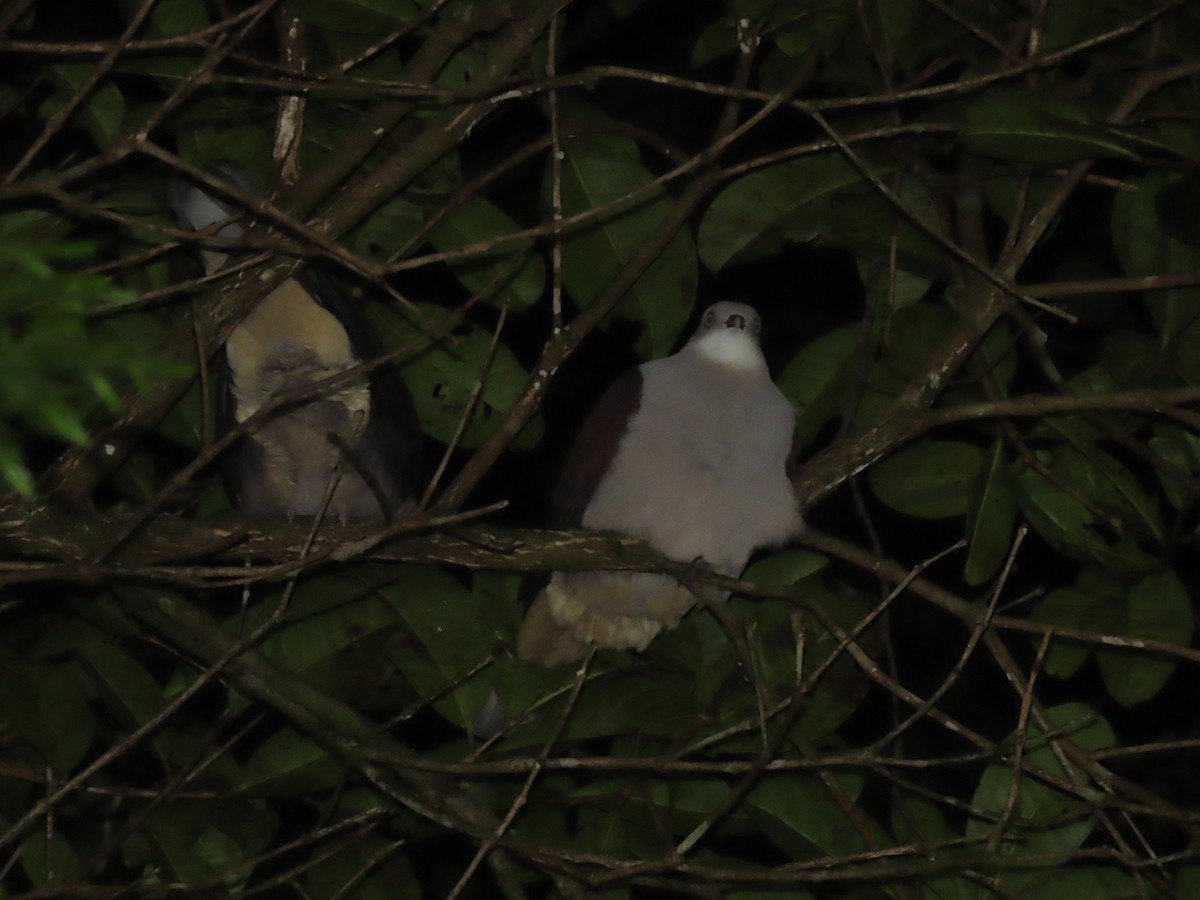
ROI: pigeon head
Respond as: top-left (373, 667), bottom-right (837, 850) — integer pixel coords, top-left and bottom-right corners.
top-left (686, 301), bottom-right (766, 371)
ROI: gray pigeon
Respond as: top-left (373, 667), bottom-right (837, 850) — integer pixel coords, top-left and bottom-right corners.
top-left (517, 301), bottom-right (803, 666)
top-left (167, 163), bottom-right (421, 518)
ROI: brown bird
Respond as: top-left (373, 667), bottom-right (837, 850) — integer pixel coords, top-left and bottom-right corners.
top-left (167, 164), bottom-right (421, 518)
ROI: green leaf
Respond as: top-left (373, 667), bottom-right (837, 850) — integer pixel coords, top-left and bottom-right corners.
top-left (984, 173), bottom-right (1064, 242)
top-left (858, 259), bottom-right (932, 313)
top-left (255, 575), bottom-right (399, 699)
top-left (194, 827), bottom-right (252, 894)
top-left (157, 379), bottom-right (205, 450)
top-left (43, 64), bottom-right (125, 147)
top-left (1040, 0), bottom-right (1091, 51)
top-left (1179, 866), bottom-right (1200, 898)
top-left (367, 301), bottom-right (543, 449)
top-left (347, 194), bottom-right (425, 263)
top-left (77, 639), bottom-right (169, 759)
top-left (297, 0), bottom-right (422, 29)
top-left (968, 317), bottom-right (1020, 396)
top-left (868, 440), bottom-right (984, 518)
top-left (260, 579), bottom-right (391, 667)
top-left (115, 0), bottom-right (212, 81)
top-left (1111, 171), bottom-right (1200, 383)
top-left (963, 441), bottom-right (1017, 585)
top-left (16, 819), bottom-right (84, 886)
top-left (608, 0), bottom-right (649, 18)
top-left (649, 605), bottom-right (740, 709)
top-left (436, 45), bottom-right (485, 92)
top-left (743, 548), bottom-right (828, 585)
top-left (1097, 328), bottom-right (1166, 390)
top-left (1020, 865), bottom-right (1136, 899)
top-left (562, 670), bottom-right (700, 741)
top-left (868, 303), bottom-right (957, 396)
top-left (1013, 455), bottom-right (1159, 575)
top-left (1098, 569), bottom-right (1193, 707)
top-left (776, 323), bottom-right (858, 449)
top-left (172, 109), bottom-right (276, 184)
top-left (0, 238), bottom-right (177, 497)
top-left (634, 778), bottom-right (757, 835)
top-left (768, 0), bottom-right (855, 59)
top-left (236, 727), bottom-right (342, 795)
top-left (554, 135), bottom-right (697, 358)
top-left (699, 152), bottom-right (866, 272)
top-left (157, 801), bottom-right (278, 881)
top-left (0, 662), bottom-right (95, 771)
top-left (963, 90), bottom-right (1141, 164)
top-left (379, 568), bottom-right (512, 730)
top-left (575, 805), bottom-right (638, 864)
top-left (0, 421), bottom-right (35, 497)
top-left (1030, 588), bottom-right (1102, 678)
top-left (1148, 423), bottom-right (1200, 509)
top-left (864, 0), bottom-right (923, 70)
top-left (720, 584), bottom-right (872, 743)
top-left (305, 837), bottom-right (422, 900)
top-left (118, 0), bottom-right (210, 37)
top-left (692, 19), bottom-right (738, 68)
top-left (1015, 462), bottom-right (1093, 535)
top-left (426, 197), bottom-right (545, 310)
top-left (746, 772), bottom-right (868, 858)
top-left (891, 797), bottom-right (979, 899)
top-left (1155, 170), bottom-right (1200, 249)
top-left (1041, 426), bottom-right (1162, 541)
top-left (968, 704), bottom-right (1112, 878)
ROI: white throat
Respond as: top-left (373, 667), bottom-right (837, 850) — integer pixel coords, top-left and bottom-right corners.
top-left (688, 328), bottom-right (767, 372)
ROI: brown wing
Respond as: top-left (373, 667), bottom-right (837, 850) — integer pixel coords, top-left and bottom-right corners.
top-left (298, 271), bottom-right (423, 507)
top-left (550, 366), bottom-right (643, 527)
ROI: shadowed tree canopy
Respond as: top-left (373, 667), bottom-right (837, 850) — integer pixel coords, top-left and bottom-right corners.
top-left (0, 0), bottom-right (1199, 896)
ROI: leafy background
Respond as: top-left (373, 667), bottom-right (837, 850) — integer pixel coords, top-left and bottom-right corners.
top-left (0, 0), bottom-right (1199, 896)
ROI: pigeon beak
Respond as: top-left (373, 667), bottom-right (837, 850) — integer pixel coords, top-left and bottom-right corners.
top-left (724, 313), bottom-right (746, 330)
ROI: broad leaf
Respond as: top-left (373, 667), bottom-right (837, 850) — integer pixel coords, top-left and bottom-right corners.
top-left (554, 135), bottom-right (697, 358)
top-left (963, 90), bottom-right (1142, 164)
top-left (868, 440), bottom-right (984, 518)
top-left (700, 153), bottom-right (867, 272)
top-left (427, 196), bottom-right (545, 309)
top-left (368, 301), bottom-right (543, 449)
top-left (1097, 569), bottom-right (1193, 707)
top-left (963, 441), bottom-right (1017, 585)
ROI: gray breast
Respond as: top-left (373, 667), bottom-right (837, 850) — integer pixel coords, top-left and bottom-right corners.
top-left (583, 353), bottom-right (801, 574)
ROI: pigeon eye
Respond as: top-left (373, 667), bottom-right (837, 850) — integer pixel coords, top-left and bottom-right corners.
top-left (704, 311), bottom-right (715, 327)
top-left (751, 318), bottom-right (761, 335)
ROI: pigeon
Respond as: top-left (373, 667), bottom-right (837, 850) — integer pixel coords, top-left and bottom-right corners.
top-left (167, 163), bottom-right (421, 518)
top-left (517, 301), bottom-right (802, 665)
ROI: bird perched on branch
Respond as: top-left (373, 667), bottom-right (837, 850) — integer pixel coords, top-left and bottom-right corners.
top-left (167, 163), bottom-right (422, 518)
top-left (517, 301), bottom-right (803, 666)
